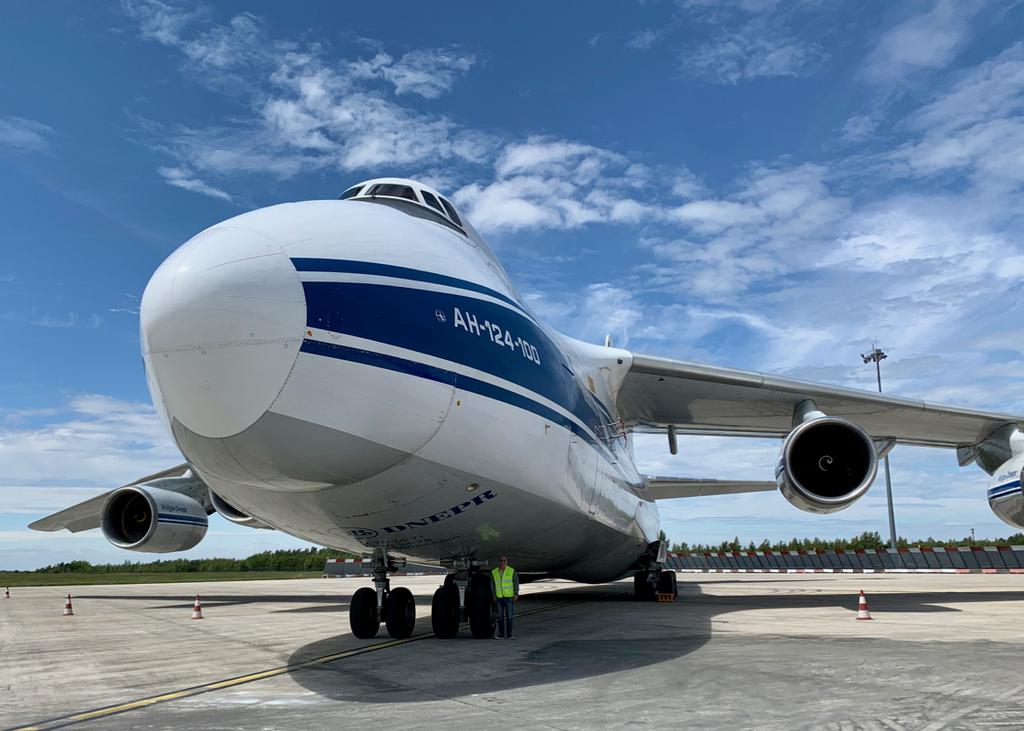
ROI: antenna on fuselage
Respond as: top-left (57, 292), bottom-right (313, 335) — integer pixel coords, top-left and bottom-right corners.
top-left (604, 334), bottom-right (613, 347)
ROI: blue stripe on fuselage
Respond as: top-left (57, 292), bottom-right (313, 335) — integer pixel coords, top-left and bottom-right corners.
top-left (298, 339), bottom-right (610, 456)
top-left (299, 279), bottom-right (614, 438)
top-left (291, 258), bottom-right (525, 312)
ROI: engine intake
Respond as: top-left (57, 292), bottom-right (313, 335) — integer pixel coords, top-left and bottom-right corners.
top-left (101, 485), bottom-right (208, 552)
top-left (776, 414), bottom-right (878, 514)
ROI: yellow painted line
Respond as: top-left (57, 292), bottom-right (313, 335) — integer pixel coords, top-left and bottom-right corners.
top-left (9, 599), bottom-right (581, 731)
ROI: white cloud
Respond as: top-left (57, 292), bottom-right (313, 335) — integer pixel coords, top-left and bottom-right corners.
top-left (124, 5), bottom-right (489, 197)
top-left (681, 32), bottom-right (822, 84)
top-left (677, 2), bottom-right (826, 84)
top-left (861, 0), bottom-right (982, 86)
top-left (0, 115), bottom-right (55, 154)
top-left (454, 137), bottom-right (673, 233)
top-left (840, 114), bottom-right (879, 143)
top-left (627, 29), bottom-right (662, 51)
top-left (30, 312), bottom-right (78, 328)
top-left (158, 166), bottom-right (233, 201)
top-left (348, 48), bottom-right (476, 99)
top-left (0, 394), bottom-right (179, 487)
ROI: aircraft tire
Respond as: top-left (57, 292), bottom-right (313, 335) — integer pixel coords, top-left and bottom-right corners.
top-left (350, 586), bottom-right (380, 639)
top-left (431, 584), bottom-right (460, 639)
top-left (385, 586), bottom-right (416, 639)
top-left (633, 571), bottom-right (658, 601)
top-left (658, 569), bottom-right (678, 598)
top-left (467, 573), bottom-right (496, 639)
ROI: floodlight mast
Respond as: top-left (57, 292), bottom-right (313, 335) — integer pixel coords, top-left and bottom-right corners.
top-left (862, 344), bottom-right (898, 548)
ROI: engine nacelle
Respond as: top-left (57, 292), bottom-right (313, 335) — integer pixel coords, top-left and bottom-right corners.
top-left (988, 454), bottom-right (1024, 529)
top-left (209, 491), bottom-right (271, 529)
top-left (776, 414), bottom-right (878, 514)
top-left (101, 485), bottom-right (208, 552)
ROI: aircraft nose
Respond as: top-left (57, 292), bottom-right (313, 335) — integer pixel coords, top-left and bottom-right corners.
top-left (141, 226), bottom-right (306, 439)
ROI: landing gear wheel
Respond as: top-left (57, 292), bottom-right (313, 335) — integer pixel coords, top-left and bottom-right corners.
top-left (385, 586), bottom-right (416, 639)
top-left (468, 573), bottom-right (496, 639)
top-left (633, 571), bottom-right (658, 601)
top-left (350, 586), bottom-right (380, 638)
top-left (431, 583), bottom-right (461, 638)
top-left (657, 570), bottom-right (678, 598)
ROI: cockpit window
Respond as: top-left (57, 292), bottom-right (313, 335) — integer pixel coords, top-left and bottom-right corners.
top-left (420, 190), bottom-right (445, 214)
top-left (439, 197), bottom-right (462, 226)
top-left (338, 185), bottom-right (362, 200)
top-left (369, 183), bottom-right (418, 201)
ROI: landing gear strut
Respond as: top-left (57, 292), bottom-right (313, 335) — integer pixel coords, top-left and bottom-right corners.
top-left (350, 547), bottom-right (415, 639)
top-left (633, 568), bottom-right (678, 601)
top-left (633, 540), bottom-right (678, 601)
top-left (633, 569), bottom-right (658, 601)
top-left (431, 557), bottom-right (494, 639)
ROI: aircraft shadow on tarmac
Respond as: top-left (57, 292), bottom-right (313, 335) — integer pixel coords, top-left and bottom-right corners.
top-left (282, 581), bottom-right (1024, 703)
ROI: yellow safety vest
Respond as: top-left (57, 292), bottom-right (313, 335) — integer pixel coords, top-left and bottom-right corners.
top-left (492, 566), bottom-right (516, 598)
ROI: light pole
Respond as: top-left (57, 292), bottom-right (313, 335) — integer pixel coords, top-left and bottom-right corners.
top-left (862, 344), bottom-right (898, 549)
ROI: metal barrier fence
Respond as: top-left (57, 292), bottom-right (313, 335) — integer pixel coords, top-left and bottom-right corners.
top-left (665, 546), bottom-right (1024, 573)
top-left (325, 547), bottom-right (1024, 577)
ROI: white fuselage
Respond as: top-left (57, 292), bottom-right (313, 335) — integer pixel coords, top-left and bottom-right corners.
top-left (140, 198), bottom-right (660, 582)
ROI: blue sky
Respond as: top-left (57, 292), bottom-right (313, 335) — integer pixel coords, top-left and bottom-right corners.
top-left (2, 1), bottom-right (1024, 570)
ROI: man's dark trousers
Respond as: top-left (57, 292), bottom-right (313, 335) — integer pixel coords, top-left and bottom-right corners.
top-left (496, 597), bottom-right (514, 637)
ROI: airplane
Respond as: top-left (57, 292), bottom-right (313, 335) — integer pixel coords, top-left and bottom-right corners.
top-left (31, 177), bottom-right (1024, 640)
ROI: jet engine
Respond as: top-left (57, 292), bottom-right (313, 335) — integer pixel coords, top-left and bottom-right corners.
top-left (776, 404), bottom-right (878, 514)
top-left (987, 454), bottom-right (1024, 529)
top-left (209, 491), bottom-right (272, 529)
top-left (101, 485), bottom-right (208, 552)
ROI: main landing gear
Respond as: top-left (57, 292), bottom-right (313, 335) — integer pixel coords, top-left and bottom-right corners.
top-left (349, 548), bottom-right (417, 640)
top-left (431, 557), bottom-right (496, 639)
top-left (634, 568), bottom-right (678, 601)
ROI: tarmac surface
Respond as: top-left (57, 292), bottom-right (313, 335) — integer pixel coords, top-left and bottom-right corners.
top-left (3, 573), bottom-right (1024, 730)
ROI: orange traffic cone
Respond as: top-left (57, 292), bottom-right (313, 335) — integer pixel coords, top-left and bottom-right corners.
top-left (3, 587), bottom-right (9, 599)
top-left (63, 593), bottom-right (74, 616)
top-left (191, 595), bottom-right (204, 620)
top-left (856, 590), bottom-right (872, 620)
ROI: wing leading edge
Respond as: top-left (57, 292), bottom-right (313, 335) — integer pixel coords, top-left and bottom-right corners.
top-left (618, 353), bottom-right (1024, 449)
top-left (643, 477), bottom-right (777, 500)
top-left (28, 464), bottom-right (190, 533)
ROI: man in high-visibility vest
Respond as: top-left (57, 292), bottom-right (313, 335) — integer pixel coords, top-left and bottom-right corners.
top-left (491, 555), bottom-right (519, 639)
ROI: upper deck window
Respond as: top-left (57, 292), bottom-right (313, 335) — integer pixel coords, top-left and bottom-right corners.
top-left (420, 190), bottom-right (445, 214)
top-left (338, 185), bottom-right (363, 200)
top-left (439, 197), bottom-right (462, 226)
top-left (369, 183), bottom-right (418, 201)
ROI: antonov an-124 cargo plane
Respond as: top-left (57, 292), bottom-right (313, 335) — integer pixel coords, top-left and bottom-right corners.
top-left (32, 178), bottom-right (1024, 640)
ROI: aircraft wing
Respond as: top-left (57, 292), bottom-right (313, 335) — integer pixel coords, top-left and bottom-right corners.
top-left (28, 464), bottom-right (190, 533)
top-left (619, 353), bottom-right (1024, 450)
top-left (643, 477), bottom-right (776, 500)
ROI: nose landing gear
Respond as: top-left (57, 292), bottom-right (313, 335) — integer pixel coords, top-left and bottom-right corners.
top-left (349, 547), bottom-right (417, 639)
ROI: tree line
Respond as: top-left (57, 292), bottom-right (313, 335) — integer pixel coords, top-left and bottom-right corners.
top-left (22, 547), bottom-right (355, 574)
top-left (665, 531), bottom-right (1024, 554)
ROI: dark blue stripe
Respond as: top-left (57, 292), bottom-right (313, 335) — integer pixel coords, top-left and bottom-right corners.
top-left (299, 339), bottom-right (611, 458)
top-left (291, 258), bottom-right (524, 311)
top-left (157, 513), bottom-right (208, 526)
top-left (988, 481), bottom-right (1021, 500)
top-left (299, 280), bottom-right (614, 435)
top-left (290, 258), bottom-right (616, 426)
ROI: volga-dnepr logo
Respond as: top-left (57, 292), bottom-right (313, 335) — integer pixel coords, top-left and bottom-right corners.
top-left (345, 489), bottom-right (497, 539)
